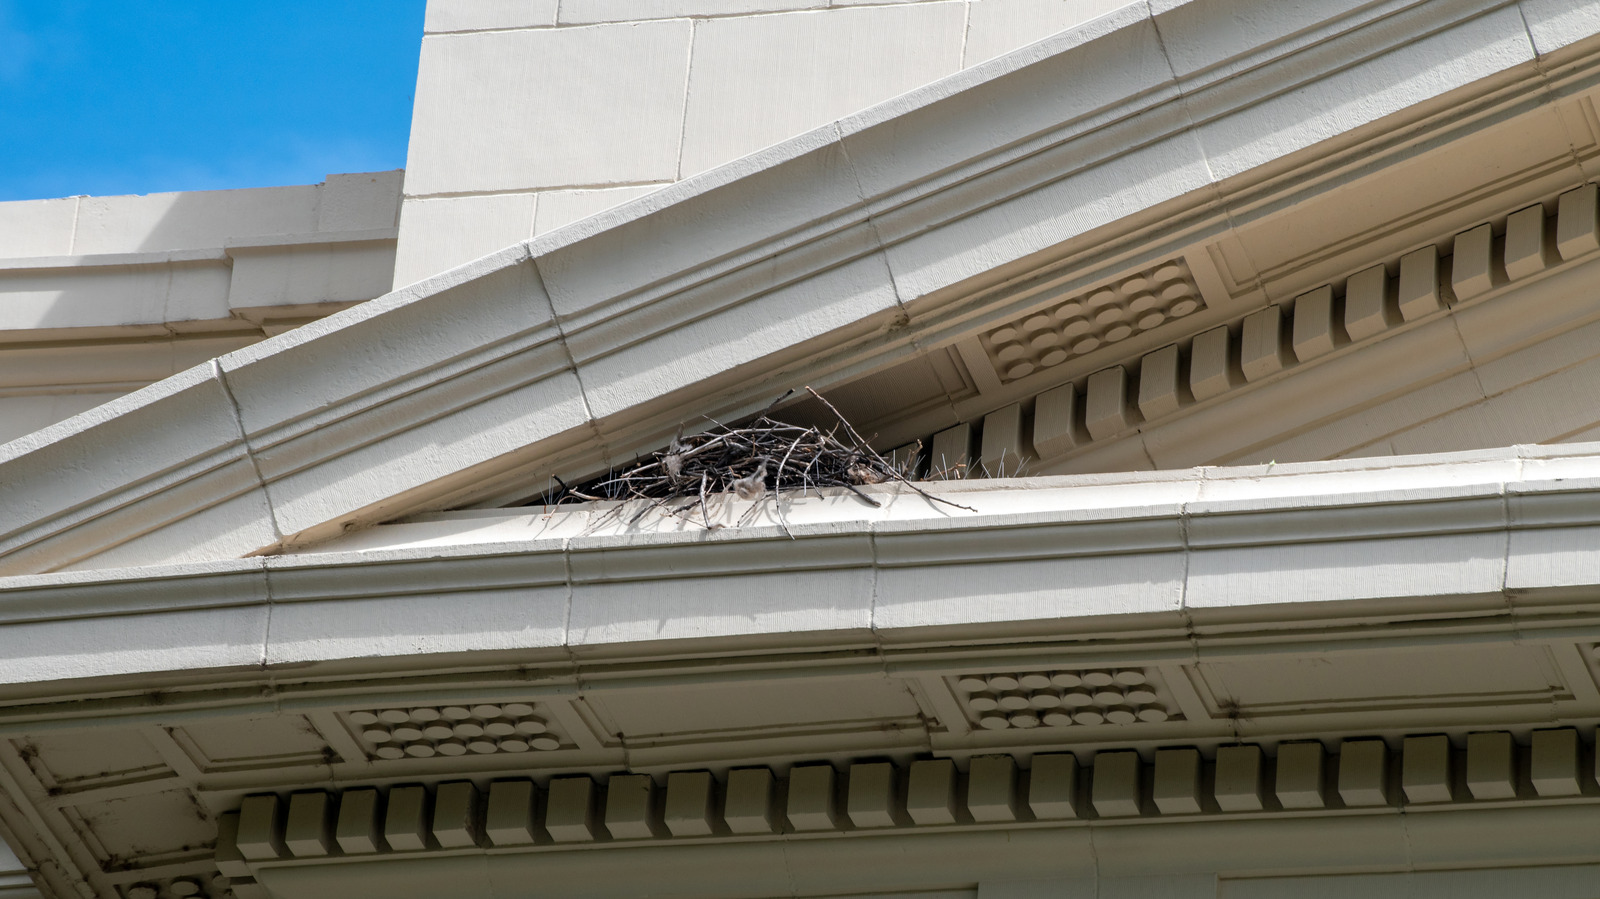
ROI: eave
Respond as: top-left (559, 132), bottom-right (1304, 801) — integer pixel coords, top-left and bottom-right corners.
top-left (4, 0), bottom-right (1600, 574)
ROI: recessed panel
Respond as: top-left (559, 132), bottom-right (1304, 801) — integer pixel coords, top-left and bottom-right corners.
top-left (586, 676), bottom-right (922, 739)
top-left (1197, 645), bottom-right (1567, 715)
top-left (17, 729), bottom-right (169, 789)
top-left (177, 714), bottom-right (328, 768)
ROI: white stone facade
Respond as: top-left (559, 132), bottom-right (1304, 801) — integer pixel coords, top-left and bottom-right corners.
top-left (5, 1), bottom-right (1600, 897)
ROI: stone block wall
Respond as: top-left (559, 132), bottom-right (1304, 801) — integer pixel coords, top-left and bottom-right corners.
top-left (393, 0), bottom-right (1135, 286)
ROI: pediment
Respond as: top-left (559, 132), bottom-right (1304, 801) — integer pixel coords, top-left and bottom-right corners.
top-left (4, 0), bottom-right (1600, 576)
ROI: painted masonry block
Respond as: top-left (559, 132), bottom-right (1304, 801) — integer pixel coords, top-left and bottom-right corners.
top-left (1213, 745), bottom-right (1264, 811)
top-left (929, 423), bottom-right (972, 479)
top-left (1504, 204), bottom-right (1552, 281)
top-left (1397, 246), bottom-right (1443, 321)
top-left (1530, 728), bottom-right (1582, 797)
top-left (237, 794), bottom-right (285, 859)
top-left (384, 786), bottom-right (430, 851)
top-left (1338, 739), bottom-right (1389, 807)
top-left (1188, 326), bottom-right (1236, 401)
top-left (432, 781), bottom-right (481, 848)
top-left (979, 404), bottom-right (1025, 478)
top-left (284, 792), bottom-right (335, 857)
top-left (1137, 344), bottom-right (1182, 421)
top-left (787, 765), bottom-right (841, 831)
top-left (724, 768), bottom-right (778, 834)
top-left (214, 813), bottom-right (252, 878)
top-left (1401, 735), bottom-right (1453, 804)
top-left (1290, 286), bottom-right (1337, 362)
top-left (335, 788), bottom-right (385, 854)
top-left (1084, 366), bottom-right (1131, 441)
top-left (1152, 748), bottom-right (1202, 815)
top-left (546, 777), bottom-right (599, 842)
top-left (1275, 742), bottom-right (1326, 809)
top-left (605, 773), bottom-right (659, 839)
top-left (1465, 732), bottom-right (1517, 800)
top-left (967, 756), bottom-right (1020, 822)
top-left (1092, 751), bottom-right (1141, 818)
top-left (906, 759), bottom-right (957, 826)
top-left (663, 771), bottom-right (717, 837)
top-left (1556, 183), bottom-right (1600, 260)
top-left (1028, 753), bottom-right (1080, 820)
top-left (1031, 383), bottom-right (1078, 459)
top-left (484, 780), bottom-right (537, 846)
top-left (1343, 264), bottom-right (1390, 342)
top-left (1451, 224), bottom-right (1497, 299)
top-left (846, 762), bottom-right (898, 828)
top-left (1239, 305), bottom-right (1291, 382)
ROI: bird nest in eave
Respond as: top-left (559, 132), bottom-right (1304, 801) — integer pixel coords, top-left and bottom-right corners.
top-left (550, 387), bottom-right (969, 529)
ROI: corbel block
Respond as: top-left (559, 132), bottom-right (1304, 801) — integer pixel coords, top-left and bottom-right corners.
top-left (432, 781), bottom-right (481, 848)
top-left (1290, 286), bottom-right (1337, 362)
top-left (214, 813), bottom-right (252, 878)
top-left (384, 786), bottom-right (430, 851)
top-left (1240, 305), bottom-right (1292, 382)
top-left (484, 780), bottom-right (537, 846)
top-left (1338, 739), bottom-right (1389, 807)
top-left (724, 768), bottom-right (778, 834)
top-left (663, 771), bottom-right (717, 837)
top-left (1276, 742), bottom-right (1326, 809)
top-left (1556, 183), bottom-right (1600, 260)
top-left (1137, 344), bottom-right (1183, 421)
top-left (967, 756), bottom-right (1020, 822)
top-left (1032, 383), bottom-right (1079, 459)
top-left (1397, 246), bottom-right (1443, 320)
top-left (284, 792), bottom-right (335, 857)
top-left (1084, 366), bottom-right (1132, 441)
top-left (1451, 223), bottom-right (1498, 299)
top-left (787, 765), bottom-right (841, 831)
top-left (1214, 745), bottom-right (1264, 811)
top-left (546, 777), bottom-right (598, 842)
top-left (1029, 753), bottom-right (1080, 820)
top-left (1401, 735), bottom-right (1452, 804)
top-left (1189, 326), bottom-right (1237, 401)
top-left (1504, 204), bottom-right (1553, 280)
top-left (335, 788), bottom-right (385, 854)
top-left (1091, 751), bottom-right (1141, 818)
top-left (979, 404), bottom-right (1026, 477)
top-left (1530, 728), bottom-right (1582, 797)
top-left (237, 794), bottom-right (286, 860)
top-left (1343, 265), bottom-right (1391, 341)
top-left (1152, 748), bottom-right (1201, 815)
top-left (929, 423), bottom-right (972, 479)
top-left (604, 774), bottom-right (660, 839)
top-left (1465, 732), bottom-right (1517, 800)
top-left (846, 762), bottom-right (898, 829)
top-left (905, 759), bottom-right (957, 826)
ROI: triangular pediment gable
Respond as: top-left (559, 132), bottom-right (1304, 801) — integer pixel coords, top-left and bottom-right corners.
top-left (4, 0), bottom-right (1600, 574)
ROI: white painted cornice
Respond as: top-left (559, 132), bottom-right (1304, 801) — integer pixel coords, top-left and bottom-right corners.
top-left (2, 0), bottom-right (1598, 575)
top-left (1, 444), bottom-right (1599, 694)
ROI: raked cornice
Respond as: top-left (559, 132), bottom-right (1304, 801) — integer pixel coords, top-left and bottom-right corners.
top-left (1, 443), bottom-right (1600, 703)
top-left (3, 0), bottom-right (1600, 574)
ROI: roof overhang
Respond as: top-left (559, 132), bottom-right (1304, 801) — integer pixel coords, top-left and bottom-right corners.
top-left (5, 0), bottom-right (1600, 574)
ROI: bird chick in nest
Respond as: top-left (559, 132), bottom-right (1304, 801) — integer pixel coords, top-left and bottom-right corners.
top-left (663, 428), bottom-right (688, 483)
top-left (733, 459), bottom-right (768, 501)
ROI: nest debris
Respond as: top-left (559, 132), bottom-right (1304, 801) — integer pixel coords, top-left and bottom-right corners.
top-left (551, 387), bottom-right (971, 529)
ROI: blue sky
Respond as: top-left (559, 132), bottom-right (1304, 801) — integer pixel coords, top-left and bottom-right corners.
top-left (0, 1), bottom-right (426, 201)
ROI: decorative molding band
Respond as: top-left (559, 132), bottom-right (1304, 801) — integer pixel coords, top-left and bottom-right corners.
top-left (977, 259), bottom-right (1204, 385)
top-left (954, 667), bottom-right (1178, 730)
top-left (218, 725), bottom-right (1600, 872)
top-left (348, 703), bottom-right (566, 760)
top-left (913, 181), bottom-right (1600, 477)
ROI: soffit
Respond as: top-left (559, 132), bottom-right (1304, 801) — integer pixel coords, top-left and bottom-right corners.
top-left (5, 447), bottom-right (1600, 896)
top-left (3, 0), bottom-right (1600, 577)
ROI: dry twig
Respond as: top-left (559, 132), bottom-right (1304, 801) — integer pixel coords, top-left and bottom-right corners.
top-left (546, 387), bottom-right (974, 525)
